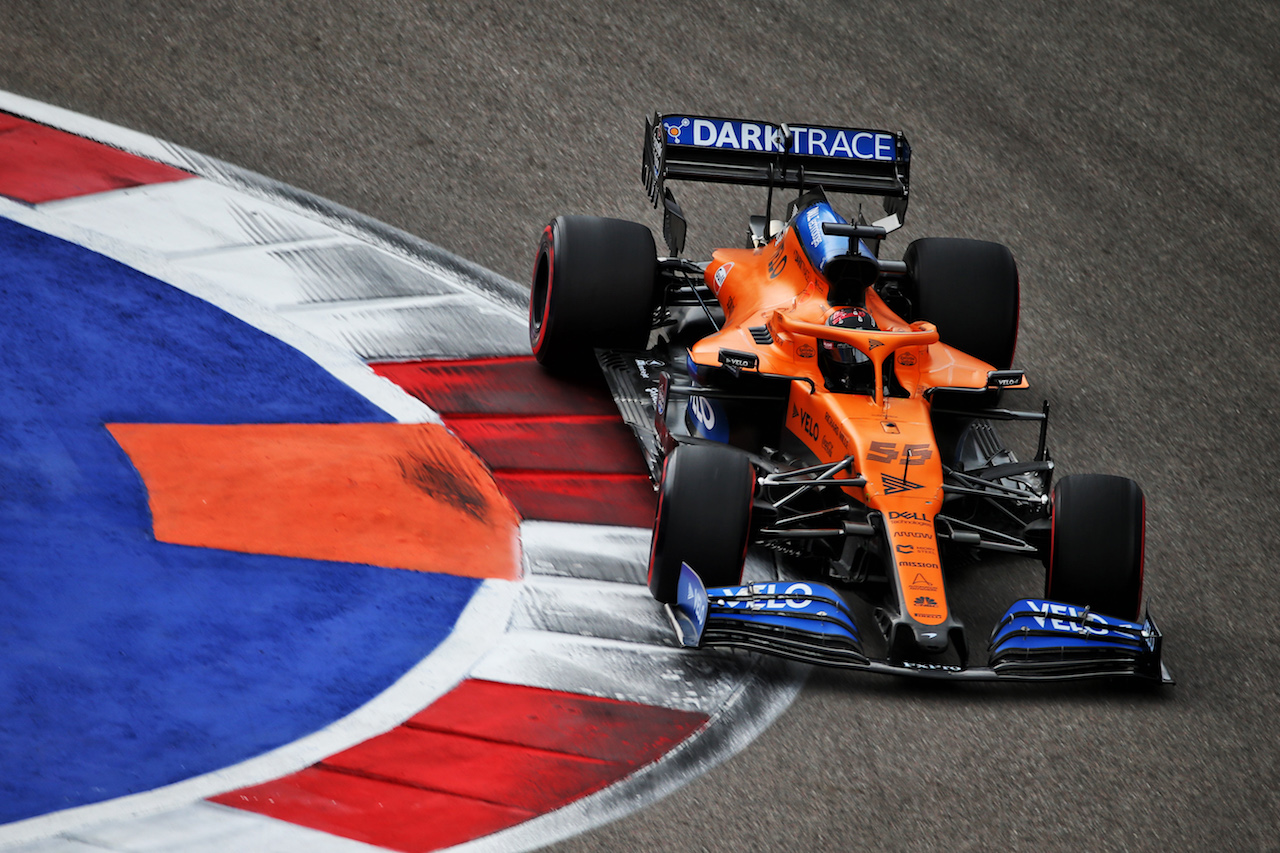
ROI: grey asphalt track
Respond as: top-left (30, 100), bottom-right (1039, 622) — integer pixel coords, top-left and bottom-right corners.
top-left (3, 2), bottom-right (1278, 850)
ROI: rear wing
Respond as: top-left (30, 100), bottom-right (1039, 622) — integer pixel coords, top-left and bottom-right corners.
top-left (643, 113), bottom-right (911, 219)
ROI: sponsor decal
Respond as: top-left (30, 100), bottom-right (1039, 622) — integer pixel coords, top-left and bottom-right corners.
top-left (867, 441), bottom-right (897, 464)
top-left (685, 393), bottom-right (729, 442)
top-left (718, 349), bottom-right (758, 371)
top-left (685, 119), bottom-right (785, 152)
top-left (893, 530), bottom-right (934, 539)
top-left (889, 511), bottom-right (930, 525)
top-left (896, 544), bottom-right (914, 554)
top-left (898, 352), bottom-right (917, 366)
top-left (908, 573), bottom-right (937, 591)
top-left (650, 125), bottom-right (664, 179)
top-left (902, 660), bottom-right (963, 672)
top-left (988, 369), bottom-right (1026, 388)
top-left (868, 339), bottom-right (884, 349)
top-left (882, 473), bottom-right (923, 495)
top-left (684, 573), bottom-right (708, 625)
top-left (1027, 601), bottom-right (1124, 636)
top-left (663, 118), bottom-right (897, 161)
top-left (913, 596), bottom-right (938, 609)
top-left (634, 357), bottom-right (662, 380)
top-left (688, 395), bottom-right (717, 431)
top-left (790, 403), bottom-right (820, 442)
top-left (768, 243), bottom-right (787, 278)
top-left (664, 117), bottom-right (691, 141)
top-left (791, 127), bottom-right (897, 160)
top-left (866, 442), bottom-right (933, 465)
top-left (804, 207), bottom-right (825, 247)
top-left (797, 343), bottom-right (815, 359)
top-left (725, 295), bottom-right (736, 315)
top-left (714, 582), bottom-right (817, 610)
top-left (712, 262), bottom-right (733, 293)
top-left (822, 412), bottom-right (849, 448)
top-left (900, 543), bottom-right (936, 555)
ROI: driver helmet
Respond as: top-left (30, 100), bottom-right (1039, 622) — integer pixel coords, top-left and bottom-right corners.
top-left (819, 307), bottom-right (878, 392)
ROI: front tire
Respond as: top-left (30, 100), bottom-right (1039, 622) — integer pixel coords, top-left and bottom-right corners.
top-left (648, 443), bottom-right (755, 604)
top-left (1045, 474), bottom-right (1145, 620)
top-left (902, 237), bottom-right (1019, 370)
top-left (529, 215), bottom-right (657, 373)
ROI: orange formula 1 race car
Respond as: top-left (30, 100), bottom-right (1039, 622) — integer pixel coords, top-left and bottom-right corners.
top-left (528, 114), bottom-right (1171, 684)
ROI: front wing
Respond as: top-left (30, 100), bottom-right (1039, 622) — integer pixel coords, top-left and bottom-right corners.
top-left (669, 565), bottom-right (1174, 684)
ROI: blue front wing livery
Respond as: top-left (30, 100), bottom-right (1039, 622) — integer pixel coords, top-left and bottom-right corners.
top-left (668, 568), bottom-right (1170, 682)
top-left (672, 564), bottom-right (867, 668)
top-left (987, 599), bottom-right (1168, 680)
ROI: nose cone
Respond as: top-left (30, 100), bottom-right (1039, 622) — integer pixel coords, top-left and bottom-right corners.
top-left (914, 625), bottom-right (950, 653)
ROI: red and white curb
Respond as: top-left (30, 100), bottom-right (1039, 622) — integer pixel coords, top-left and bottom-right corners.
top-left (0, 91), bottom-right (806, 852)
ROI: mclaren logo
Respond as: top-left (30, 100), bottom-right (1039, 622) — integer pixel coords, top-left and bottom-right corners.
top-left (882, 473), bottom-right (922, 495)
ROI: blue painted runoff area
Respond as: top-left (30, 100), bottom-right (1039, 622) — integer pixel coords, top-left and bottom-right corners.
top-left (0, 216), bottom-right (479, 823)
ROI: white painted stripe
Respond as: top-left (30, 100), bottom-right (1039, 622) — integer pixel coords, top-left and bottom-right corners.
top-left (520, 520), bottom-right (780, 587)
top-left (470, 629), bottom-right (762, 714)
top-left (509, 576), bottom-right (677, 647)
top-left (163, 235), bottom-right (349, 261)
top-left (520, 521), bottom-right (652, 584)
top-left (0, 195), bottom-right (439, 425)
top-left (39, 180), bottom-right (337, 255)
top-left (0, 837), bottom-right (105, 852)
top-left (12, 804), bottom-right (386, 853)
top-left (518, 573), bottom-right (657, 598)
top-left (279, 293), bottom-right (478, 314)
top-left (0, 581), bottom-right (520, 849)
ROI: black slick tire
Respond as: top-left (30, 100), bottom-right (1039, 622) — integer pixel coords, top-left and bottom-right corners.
top-left (1045, 474), bottom-right (1146, 621)
top-left (529, 215), bottom-right (657, 373)
top-left (902, 237), bottom-right (1020, 370)
top-left (647, 443), bottom-right (755, 604)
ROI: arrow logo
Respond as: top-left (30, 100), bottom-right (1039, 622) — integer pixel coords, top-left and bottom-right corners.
top-left (882, 473), bottom-right (922, 494)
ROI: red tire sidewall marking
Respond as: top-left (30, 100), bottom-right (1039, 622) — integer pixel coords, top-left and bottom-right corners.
top-left (529, 224), bottom-right (555, 355)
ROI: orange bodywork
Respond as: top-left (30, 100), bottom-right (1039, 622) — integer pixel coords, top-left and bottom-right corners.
top-left (686, 226), bottom-right (1027, 628)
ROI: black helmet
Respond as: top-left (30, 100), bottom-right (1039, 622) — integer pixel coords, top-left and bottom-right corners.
top-left (819, 307), bottom-right (878, 393)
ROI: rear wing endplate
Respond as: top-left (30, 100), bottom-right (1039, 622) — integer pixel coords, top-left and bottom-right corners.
top-left (643, 113), bottom-right (911, 219)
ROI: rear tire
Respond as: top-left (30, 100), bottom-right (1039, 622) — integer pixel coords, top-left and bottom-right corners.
top-left (648, 443), bottom-right (755, 604)
top-left (903, 237), bottom-right (1019, 369)
top-left (1045, 474), bottom-right (1145, 620)
top-left (529, 215), bottom-right (657, 373)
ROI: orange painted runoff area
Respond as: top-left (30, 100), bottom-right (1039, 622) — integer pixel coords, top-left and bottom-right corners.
top-left (108, 422), bottom-right (521, 580)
